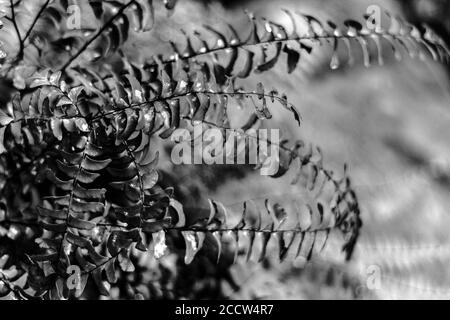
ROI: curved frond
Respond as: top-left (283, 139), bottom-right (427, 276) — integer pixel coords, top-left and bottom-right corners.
top-left (154, 10), bottom-right (449, 79)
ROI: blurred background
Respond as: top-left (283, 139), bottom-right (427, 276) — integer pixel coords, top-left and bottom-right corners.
top-left (147, 0), bottom-right (450, 299)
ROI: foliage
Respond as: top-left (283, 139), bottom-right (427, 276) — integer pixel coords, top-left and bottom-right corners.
top-left (0, 0), bottom-right (448, 300)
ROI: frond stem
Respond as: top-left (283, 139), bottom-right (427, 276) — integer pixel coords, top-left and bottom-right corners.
top-left (22, 0), bottom-right (51, 43)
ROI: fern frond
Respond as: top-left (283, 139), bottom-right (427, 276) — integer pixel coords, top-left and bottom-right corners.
top-left (70, 9), bottom-right (450, 93)
top-left (63, 67), bottom-right (300, 138)
top-left (0, 254), bottom-right (35, 300)
top-left (156, 192), bottom-right (360, 266)
top-left (60, 0), bottom-right (179, 71)
top-left (60, 0), bottom-right (138, 71)
top-left (0, 7), bottom-right (368, 296)
top-left (0, 0), bottom-right (175, 74)
top-left (21, 0), bottom-right (51, 44)
top-left (0, 70), bottom-right (89, 155)
top-left (154, 10), bottom-right (449, 79)
top-left (176, 118), bottom-right (362, 259)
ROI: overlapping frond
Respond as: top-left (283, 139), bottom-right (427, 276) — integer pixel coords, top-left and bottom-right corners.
top-left (0, 48), bottom-right (362, 298)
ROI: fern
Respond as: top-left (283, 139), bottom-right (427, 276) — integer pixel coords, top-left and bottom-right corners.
top-left (0, 254), bottom-right (27, 300)
top-left (0, 66), bottom-right (359, 298)
top-left (0, 0), bottom-right (175, 74)
top-left (67, 10), bottom-right (450, 96)
top-left (0, 1), bottom-right (448, 300)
